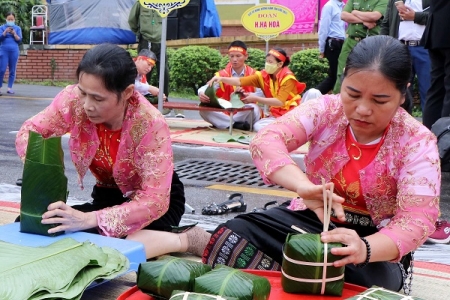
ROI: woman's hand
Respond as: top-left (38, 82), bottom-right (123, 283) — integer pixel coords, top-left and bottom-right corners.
top-left (41, 201), bottom-right (98, 234)
top-left (297, 182), bottom-right (345, 223)
top-left (321, 228), bottom-right (368, 267)
top-left (207, 76), bottom-right (222, 86)
top-left (198, 92), bottom-right (210, 103)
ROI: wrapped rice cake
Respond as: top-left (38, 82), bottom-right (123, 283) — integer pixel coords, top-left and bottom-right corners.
top-left (137, 256), bottom-right (212, 299)
top-left (194, 265), bottom-right (271, 300)
top-left (347, 286), bottom-right (425, 299)
top-left (170, 290), bottom-right (238, 300)
top-left (281, 233), bottom-right (344, 296)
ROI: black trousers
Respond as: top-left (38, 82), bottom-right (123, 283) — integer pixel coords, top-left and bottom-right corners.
top-left (423, 47), bottom-right (450, 129)
top-left (138, 37), bottom-right (170, 97)
top-left (315, 38), bottom-right (344, 94)
top-left (224, 202), bottom-right (406, 291)
top-left (72, 170), bottom-right (185, 233)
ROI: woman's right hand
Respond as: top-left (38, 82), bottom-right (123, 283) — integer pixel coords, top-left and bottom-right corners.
top-left (207, 76), bottom-right (222, 86)
top-left (296, 183), bottom-right (345, 223)
top-left (198, 92), bottom-right (210, 103)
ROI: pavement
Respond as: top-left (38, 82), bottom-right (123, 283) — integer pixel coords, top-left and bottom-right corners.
top-left (2, 84), bottom-right (450, 300)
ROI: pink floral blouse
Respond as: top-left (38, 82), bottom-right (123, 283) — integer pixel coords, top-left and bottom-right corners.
top-left (250, 94), bottom-right (441, 261)
top-left (16, 85), bottom-right (174, 238)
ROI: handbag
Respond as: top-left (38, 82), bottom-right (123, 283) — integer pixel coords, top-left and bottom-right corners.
top-left (431, 117), bottom-right (450, 172)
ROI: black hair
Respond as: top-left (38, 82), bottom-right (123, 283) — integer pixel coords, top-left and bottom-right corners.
top-left (76, 44), bottom-right (137, 98)
top-left (343, 35), bottom-right (411, 94)
top-left (228, 40), bottom-right (248, 51)
top-left (6, 12), bottom-right (15, 18)
top-left (138, 48), bottom-right (158, 62)
top-left (267, 47), bottom-right (290, 67)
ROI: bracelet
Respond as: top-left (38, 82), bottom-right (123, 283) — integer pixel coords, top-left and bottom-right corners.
top-left (356, 236), bottom-right (371, 268)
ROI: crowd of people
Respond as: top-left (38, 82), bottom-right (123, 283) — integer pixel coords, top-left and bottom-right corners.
top-left (3, 0), bottom-right (450, 295)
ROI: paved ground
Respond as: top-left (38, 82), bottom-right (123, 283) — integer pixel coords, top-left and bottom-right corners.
top-left (1, 84), bottom-right (450, 300)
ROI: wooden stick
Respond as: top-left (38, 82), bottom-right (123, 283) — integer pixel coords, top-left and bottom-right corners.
top-left (291, 225), bottom-right (308, 234)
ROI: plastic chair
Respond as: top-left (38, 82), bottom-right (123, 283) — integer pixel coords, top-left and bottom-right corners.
top-left (30, 5), bottom-right (48, 44)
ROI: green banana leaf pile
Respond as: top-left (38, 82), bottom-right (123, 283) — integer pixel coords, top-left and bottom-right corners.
top-left (137, 256), bottom-right (212, 299)
top-left (20, 131), bottom-right (68, 236)
top-left (200, 86), bottom-right (245, 109)
top-left (0, 238), bottom-right (129, 300)
top-left (281, 233), bottom-right (344, 296)
top-left (347, 286), bottom-right (425, 300)
top-left (170, 290), bottom-right (238, 300)
top-left (194, 265), bottom-right (271, 300)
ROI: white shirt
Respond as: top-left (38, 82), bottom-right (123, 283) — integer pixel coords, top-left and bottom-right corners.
top-left (398, 0), bottom-right (426, 41)
top-left (135, 74), bottom-right (150, 96)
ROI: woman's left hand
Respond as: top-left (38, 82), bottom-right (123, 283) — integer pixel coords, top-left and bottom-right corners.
top-left (320, 228), bottom-right (368, 267)
top-left (41, 201), bottom-right (98, 234)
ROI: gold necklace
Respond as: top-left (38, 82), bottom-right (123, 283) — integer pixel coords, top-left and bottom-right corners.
top-left (347, 143), bottom-right (362, 160)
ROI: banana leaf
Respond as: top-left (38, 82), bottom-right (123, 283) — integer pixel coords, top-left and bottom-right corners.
top-left (200, 86), bottom-right (243, 109)
top-left (137, 255), bottom-right (212, 299)
top-left (281, 233), bottom-right (344, 296)
top-left (194, 265), bottom-right (271, 300)
top-left (346, 286), bottom-right (425, 300)
top-left (170, 290), bottom-right (238, 300)
top-left (20, 131), bottom-right (68, 236)
top-left (0, 238), bottom-right (129, 300)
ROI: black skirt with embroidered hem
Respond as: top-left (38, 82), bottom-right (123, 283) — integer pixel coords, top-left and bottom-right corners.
top-left (72, 170), bottom-right (186, 233)
top-left (202, 201), bottom-right (406, 292)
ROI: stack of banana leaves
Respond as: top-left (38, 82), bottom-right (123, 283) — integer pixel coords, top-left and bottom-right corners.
top-left (0, 238), bottom-right (129, 300)
top-left (137, 256), bottom-right (212, 299)
top-left (281, 233), bottom-right (345, 296)
top-left (169, 290), bottom-right (238, 300)
top-left (20, 131), bottom-right (68, 236)
top-left (346, 286), bottom-right (425, 300)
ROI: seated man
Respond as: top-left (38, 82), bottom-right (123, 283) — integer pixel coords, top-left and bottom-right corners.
top-left (197, 40), bottom-right (263, 130)
top-left (134, 49), bottom-right (167, 105)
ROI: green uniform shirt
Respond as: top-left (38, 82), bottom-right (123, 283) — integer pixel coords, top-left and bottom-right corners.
top-left (344, 0), bottom-right (388, 38)
top-left (128, 1), bottom-right (163, 43)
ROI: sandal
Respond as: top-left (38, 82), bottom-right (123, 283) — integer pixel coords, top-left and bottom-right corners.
top-left (251, 200), bottom-right (278, 213)
top-left (202, 193), bottom-right (247, 215)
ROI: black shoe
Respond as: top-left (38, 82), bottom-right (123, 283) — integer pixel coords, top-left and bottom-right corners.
top-left (202, 193), bottom-right (247, 215)
top-left (232, 121), bottom-right (250, 131)
top-left (251, 200), bottom-right (278, 213)
top-left (16, 178), bottom-right (22, 186)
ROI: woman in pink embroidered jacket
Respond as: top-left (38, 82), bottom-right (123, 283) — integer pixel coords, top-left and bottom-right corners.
top-left (160, 35), bottom-right (440, 292)
top-left (15, 44), bottom-right (186, 258)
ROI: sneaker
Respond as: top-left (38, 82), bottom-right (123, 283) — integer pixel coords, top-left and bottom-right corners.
top-left (427, 220), bottom-right (450, 244)
top-left (175, 113), bottom-right (185, 118)
top-left (163, 108), bottom-right (173, 116)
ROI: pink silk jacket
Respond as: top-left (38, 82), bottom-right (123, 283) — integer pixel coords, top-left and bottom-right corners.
top-left (250, 94), bottom-right (441, 261)
top-left (16, 85), bottom-right (174, 238)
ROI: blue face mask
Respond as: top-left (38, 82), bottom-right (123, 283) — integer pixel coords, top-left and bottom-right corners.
top-left (6, 21), bottom-right (14, 26)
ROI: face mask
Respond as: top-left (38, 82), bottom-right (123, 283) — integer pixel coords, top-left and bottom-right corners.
top-left (6, 21), bottom-right (14, 26)
top-left (265, 62), bottom-right (279, 74)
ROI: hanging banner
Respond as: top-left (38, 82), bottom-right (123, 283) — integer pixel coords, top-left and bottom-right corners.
top-left (269, 0), bottom-right (318, 34)
top-left (241, 4), bottom-right (295, 41)
top-left (139, 0), bottom-right (190, 17)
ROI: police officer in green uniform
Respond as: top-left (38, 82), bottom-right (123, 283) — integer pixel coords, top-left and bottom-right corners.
top-left (128, 1), bottom-right (170, 112)
top-left (333, 0), bottom-right (388, 93)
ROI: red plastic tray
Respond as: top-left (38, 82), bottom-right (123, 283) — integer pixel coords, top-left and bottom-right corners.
top-left (117, 270), bottom-right (367, 300)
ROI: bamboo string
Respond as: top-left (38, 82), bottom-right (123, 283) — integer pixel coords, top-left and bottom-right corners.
top-left (320, 178), bottom-right (334, 295)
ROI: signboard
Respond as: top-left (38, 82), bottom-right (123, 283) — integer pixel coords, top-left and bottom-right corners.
top-left (139, 0), bottom-right (190, 17)
top-left (241, 4), bottom-right (295, 41)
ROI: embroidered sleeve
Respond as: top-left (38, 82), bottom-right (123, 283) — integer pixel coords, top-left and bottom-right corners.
top-left (15, 85), bottom-right (77, 161)
top-left (379, 127), bottom-right (440, 261)
top-left (96, 113), bottom-right (174, 237)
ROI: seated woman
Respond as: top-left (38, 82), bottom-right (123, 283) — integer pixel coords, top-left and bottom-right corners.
top-left (160, 36), bottom-right (441, 293)
top-left (207, 47), bottom-right (306, 132)
top-left (15, 44), bottom-right (186, 259)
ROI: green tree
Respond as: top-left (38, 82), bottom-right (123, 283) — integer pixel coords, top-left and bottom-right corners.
top-left (289, 48), bottom-right (329, 90)
top-left (0, 0), bottom-right (39, 44)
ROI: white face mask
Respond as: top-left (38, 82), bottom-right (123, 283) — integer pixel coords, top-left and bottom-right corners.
top-left (265, 62), bottom-right (279, 74)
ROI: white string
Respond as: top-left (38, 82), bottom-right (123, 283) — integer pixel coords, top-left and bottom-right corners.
top-left (283, 251), bottom-right (334, 267)
top-left (171, 292), bottom-right (227, 300)
top-left (354, 287), bottom-right (417, 300)
top-left (281, 268), bottom-right (344, 283)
